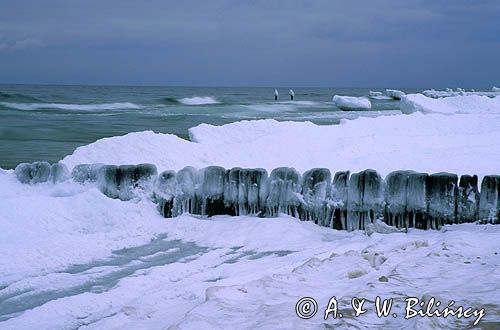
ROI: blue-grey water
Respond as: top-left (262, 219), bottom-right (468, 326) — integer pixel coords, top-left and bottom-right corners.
top-left (0, 85), bottom-right (412, 169)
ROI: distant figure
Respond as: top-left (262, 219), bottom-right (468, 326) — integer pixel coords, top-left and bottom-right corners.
top-left (274, 89), bottom-right (279, 101)
top-left (289, 89), bottom-right (295, 101)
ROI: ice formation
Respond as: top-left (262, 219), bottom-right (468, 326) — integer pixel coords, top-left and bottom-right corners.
top-left (493, 86), bottom-right (500, 92)
top-left (385, 89), bottom-right (405, 100)
top-left (15, 161), bottom-right (69, 184)
top-left (12, 161), bottom-right (500, 230)
top-left (332, 95), bottom-right (371, 111)
top-left (422, 88), bottom-right (500, 98)
top-left (400, 93), bottom-right (500, 114)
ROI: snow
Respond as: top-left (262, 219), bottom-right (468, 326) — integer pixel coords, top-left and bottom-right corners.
top-left (493, 86), bottom-right (500, 92)
top-left (385, 89), bottom-right (405, 100)
top-left (400, 93), bottom-right (500, 114)
top-left (4, 95), bottom-right (500, 328)
top-left (332, 95), bottom-right (372, 111)
top-left (1, 169), bottom-right (499, 329)
top-left (422, 89), bottom-right (500, 98)
top-left (62, 113), bottom-right (500, 180)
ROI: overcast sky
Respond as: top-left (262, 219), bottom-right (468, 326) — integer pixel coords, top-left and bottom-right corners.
top-left (0, 0), bottom-right (499, 87)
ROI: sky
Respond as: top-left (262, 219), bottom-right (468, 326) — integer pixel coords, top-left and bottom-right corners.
top-left (0, 0), bottom-right (499, 87)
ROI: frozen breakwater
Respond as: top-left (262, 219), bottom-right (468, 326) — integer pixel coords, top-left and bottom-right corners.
top-left (14, 161), bottom-right (500, 230)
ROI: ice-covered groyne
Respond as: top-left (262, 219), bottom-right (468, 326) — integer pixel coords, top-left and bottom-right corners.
top-left (14, 161), bottom-right (500, 230)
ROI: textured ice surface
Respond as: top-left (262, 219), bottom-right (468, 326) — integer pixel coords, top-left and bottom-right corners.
top-left (14, 161), bottom-right (69, 184)
top-left (332, 95), bottom-right (371, 111)
top-left (401, 93), bottom-right (500, 114)
top-left (266, 167), bottom-right (303, 217)
top-left (457, 175), bottom-right (480, 222)
top-left (300, 168), bottom-right (331, 225)
top-left (97, 164), bottom-right (157, 201)
top-left (426, 172), bottom-right (458, 229)
top-left (347, 169), bottom-right (384, 231)
top-left (478, 175), bottom-right (499, 222)
top-left (71, 163), bottom-right (104, 183)
top-left (385, 89), bottom-right (405, 100)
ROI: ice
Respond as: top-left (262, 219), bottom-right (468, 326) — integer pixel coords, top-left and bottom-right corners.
top-left (233, 168), bottom-right (269, 216)
top-left (49, 163), bottom-right (69, 183)
top-left (97, 164), bottom-right (157, 201)
top-left (426, 172), bottom-right (458, 229)
top-left (154, 170), bottom-right (177, 218)
top-left (198, 166), bottom-right (227, 216)
top-left (14, 161), bottom-right (68, 184)
top-left (71, 163), bottom-right (104, 183)
top-left (330, 171), bottom-right (350, 229)
top-left (174, 166), bottom-right (200, 215)
top-left (385, 89), bottom-right (405, 100)
top-left (478, 175), bottom-right (499, 222)
top-left (300, 168), bottom-right (331, 225)
top-left (332, 95), bottom-right (371, 111)
top-left (401, 93), bottom-right (500, 114)
top-left (457, 175), bottom-right (480, 223)
top-left (369, 91), bottom-right (382, 97)
top-left (384, 171), bottom-right (428, 229)
top-left (493, 86), bottom-right (500, 92)
top-left (422, 88), bottom-right (499, 98)
top-left (266, 167), bottom-right (303, 217)
top-left (346, 169), bottom-right (384, 231)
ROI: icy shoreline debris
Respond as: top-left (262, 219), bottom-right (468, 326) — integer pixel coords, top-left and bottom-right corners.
top-left (13, 161), bottom-right (500, 230)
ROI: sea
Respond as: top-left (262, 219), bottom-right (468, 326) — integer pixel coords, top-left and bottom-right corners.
top-left (0, 85), bottom-right (416, 169)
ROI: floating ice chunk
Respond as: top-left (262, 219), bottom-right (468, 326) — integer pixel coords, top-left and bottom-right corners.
top-left (385, 89), bottom-right (405, 100)
top-left (71, 163), bottom-right (104, 183)
top-left (426, 172), bottom-right (458, 228)
top-left (369, 91), bottom-right (383, 97)
top-left (15, 161), bottom-right (51, 184)
top-left (457, 175), bottom-right (479, 222)
top-left (493, 86), bottom-right (500, 92)
top-left (478, 175), bottom-right (499, 223)
top-left (332, 95), bottom-right (371, 111)
top-left (97, 164), bottom-right (157, 201)
top-left (347, 169), bottom-right (384, 231)
top-left (266, 167), bottom-right (303, 217)
top-left (300, 168), bottom-right (331, 225)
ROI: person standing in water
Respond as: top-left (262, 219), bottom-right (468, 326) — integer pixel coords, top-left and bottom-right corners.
top-left (274, 89), bottom-right (279, 101)
top-left (289, 89), bottom-right (295, 101)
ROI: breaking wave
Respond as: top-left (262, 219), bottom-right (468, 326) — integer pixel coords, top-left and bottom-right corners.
top-left (177, 96), bottom-right (219, 105)
top-left (0, 102), bottom-right (141, 111)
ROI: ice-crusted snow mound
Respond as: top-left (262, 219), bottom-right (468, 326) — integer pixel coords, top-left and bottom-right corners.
top-left (332, 95), bottom-right (371, 111)
top-left (62, 114), bottom-right (500, 179)
top-left (400, 94), bottom-right (500, 114)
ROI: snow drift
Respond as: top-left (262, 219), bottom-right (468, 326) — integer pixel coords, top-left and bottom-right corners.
top-left (400, 94), bottom-right (500, 114)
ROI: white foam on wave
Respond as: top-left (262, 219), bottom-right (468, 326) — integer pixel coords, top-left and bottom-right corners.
top-left (0, 102), bottom-right (141, 111)
top-left (177, 96), bottom-right (219, 105)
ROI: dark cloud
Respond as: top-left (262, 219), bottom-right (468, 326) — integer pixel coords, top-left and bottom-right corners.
top-left (0, 0), bottom-right (499, 87)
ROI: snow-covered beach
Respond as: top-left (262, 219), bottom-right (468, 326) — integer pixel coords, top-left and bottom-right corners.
top-left (1, 92), bottom-right (500, 329)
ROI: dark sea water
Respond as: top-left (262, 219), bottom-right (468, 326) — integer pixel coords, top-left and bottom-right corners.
top-left (0, 85), bottom-right (412, 169)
